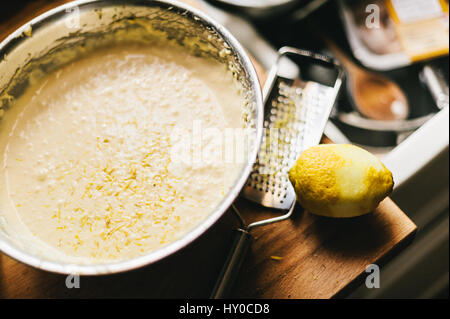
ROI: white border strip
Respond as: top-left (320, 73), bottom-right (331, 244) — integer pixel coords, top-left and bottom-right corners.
top-left (383, 107), bottom-right (449, 189)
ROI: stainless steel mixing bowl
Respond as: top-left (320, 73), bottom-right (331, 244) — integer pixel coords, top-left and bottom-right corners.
top-left (0, 0), bottom-right (263, 275)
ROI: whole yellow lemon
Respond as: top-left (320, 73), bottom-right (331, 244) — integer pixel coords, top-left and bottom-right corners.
top-left (288, 144), bottom-right (393, 218)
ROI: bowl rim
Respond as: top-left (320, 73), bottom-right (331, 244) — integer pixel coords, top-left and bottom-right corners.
top-left (211, 0), bottom-right (294, 9)
top-left (0, 0), bottom-right (264, 275)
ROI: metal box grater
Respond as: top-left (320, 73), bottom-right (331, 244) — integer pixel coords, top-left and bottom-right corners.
top-left (242, 47), bottom-right (344, 210)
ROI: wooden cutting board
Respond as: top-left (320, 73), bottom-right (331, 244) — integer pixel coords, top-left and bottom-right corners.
top-left (0, 0), bottom-right (416, 299)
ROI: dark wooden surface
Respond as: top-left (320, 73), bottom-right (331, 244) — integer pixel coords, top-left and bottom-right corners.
top-left (0, 0), bottom-right (417, 299)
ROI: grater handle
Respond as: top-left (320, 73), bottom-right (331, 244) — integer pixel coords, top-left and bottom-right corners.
top-left (210, 228), bottom-right (251, 299)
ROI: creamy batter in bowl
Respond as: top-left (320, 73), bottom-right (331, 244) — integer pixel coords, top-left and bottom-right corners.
top-left (0, 0), bottom-right (263, 274)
